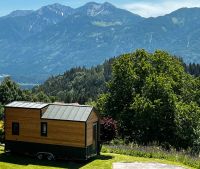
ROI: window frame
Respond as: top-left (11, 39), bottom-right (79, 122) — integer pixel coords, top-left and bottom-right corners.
top-left (12, 122), bottom-right (19, 135)
top-left (41, 122), bottom-right (47, 136)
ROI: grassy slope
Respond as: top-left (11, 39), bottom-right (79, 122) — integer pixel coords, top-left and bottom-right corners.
top-left (82, 153), bottom-right (193, 169)
top-left (102, 145), bottom-right (200, 168)
top-left (0, 146), bottom-right (192, 169)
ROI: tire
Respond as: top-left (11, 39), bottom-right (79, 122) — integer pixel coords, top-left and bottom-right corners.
top-left (47, 154), bottom-right (54, 161)
top-left (37, 153), bottom-right (43, 160)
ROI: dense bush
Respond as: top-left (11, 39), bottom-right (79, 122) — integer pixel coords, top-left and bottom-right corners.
top-left (97, 49), bottom-right (200, 152)
top-left (100, 117), bottom-right (117, 142)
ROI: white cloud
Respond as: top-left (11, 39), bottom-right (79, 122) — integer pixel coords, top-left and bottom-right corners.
top-left (121, 0), bottom-right (200, 17)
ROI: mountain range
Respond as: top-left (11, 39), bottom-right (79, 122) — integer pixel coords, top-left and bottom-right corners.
top-left (0, 2), bottom-right (200, 83)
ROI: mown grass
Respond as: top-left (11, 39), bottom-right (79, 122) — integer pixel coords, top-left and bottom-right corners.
top-left (82, 152), bottom-right (193, 169)
top-left (102, 145), bottom-right (200, 169)
top-left (0, 145), bottom-right (194, 169)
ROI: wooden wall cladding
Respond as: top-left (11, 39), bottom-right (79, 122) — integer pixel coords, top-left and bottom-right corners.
top-left (86, 111), bottom-right (98, 146)
top-left (5, 107), bottom-right (85, 148)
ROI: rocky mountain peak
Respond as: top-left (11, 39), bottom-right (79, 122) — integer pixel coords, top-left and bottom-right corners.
top-left (37, 3), bottom-right (74, 16)
top-left (6, 10), bottom-right (34, 17)
top-left (77, 2), bottom-right (116, 16)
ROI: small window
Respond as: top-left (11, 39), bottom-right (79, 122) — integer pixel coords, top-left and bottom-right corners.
top-left (12, 122), bottom-right (19, 135)
top-left (41, 122), bottom-right (47, 136)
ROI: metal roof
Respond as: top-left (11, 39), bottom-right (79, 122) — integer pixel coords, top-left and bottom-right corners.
top-left (5, 101), bottom-right (48, 109)
top-left (41, 104), bottom-right (93, 122)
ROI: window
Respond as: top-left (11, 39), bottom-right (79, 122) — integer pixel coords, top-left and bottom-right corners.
top-left (12, 122), bottom-right (19, 135)
top-left (41, 122), bottom-right (47, 136)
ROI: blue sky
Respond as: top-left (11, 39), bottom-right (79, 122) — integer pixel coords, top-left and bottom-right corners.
top-left (0, 0), bottom-right (200, 17)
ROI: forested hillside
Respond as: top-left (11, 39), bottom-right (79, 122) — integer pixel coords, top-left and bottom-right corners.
top-left (33, 58), bottom-right (114, 103)
top-left (34, 55), bottom-right (200, 104)
top-left (184, 63), bottom-right (200, 77)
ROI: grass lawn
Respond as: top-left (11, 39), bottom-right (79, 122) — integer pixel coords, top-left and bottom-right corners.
top-left (0, 146), bottom-right (193, 169)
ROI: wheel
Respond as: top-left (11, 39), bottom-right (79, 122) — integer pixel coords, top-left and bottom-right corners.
top-left (37, 153), bottom-right (43, 160)
top-left (47, 154), bottom-right (54, 161)
top-left (5, 149), bottom-right (11, 156)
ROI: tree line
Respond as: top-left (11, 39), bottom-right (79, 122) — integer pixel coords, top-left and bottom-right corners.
top-left (33, 57), bottom-right (199, 105)
top-left (184, 63), bottom-right (200, 77)
top-left (33, 58), bottom-right (114, 104)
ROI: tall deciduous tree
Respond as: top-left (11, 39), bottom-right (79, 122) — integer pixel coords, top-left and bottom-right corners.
top-left (97, 49), bottom-right (200, 150)
top-left (0, 77), bottom-right (23, 104)
top-left (0, 77), bottom-right (51, 105)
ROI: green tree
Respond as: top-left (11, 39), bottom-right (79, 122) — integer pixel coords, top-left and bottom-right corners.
top-left (33, 91), bottom-right (51, 103)
top-left (0, 77), bottom-right (51, 104)
top-left (97, 49), bottom-right (200, 150)
top-left (33, 58), bottom-right (114, 104)
top-left (0, 77), bottom-right (24, 104)
top-left (175, 102), bottom-right (200, 152)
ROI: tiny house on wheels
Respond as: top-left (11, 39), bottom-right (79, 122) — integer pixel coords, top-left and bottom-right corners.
top-left (4, 101), bottom-right (100, 160)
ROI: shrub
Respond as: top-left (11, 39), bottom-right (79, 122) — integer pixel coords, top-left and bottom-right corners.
top-left (100, 117), bottom-right (117, 143)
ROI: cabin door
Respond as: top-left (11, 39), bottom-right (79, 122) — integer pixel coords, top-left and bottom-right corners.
top-left (92, 122), bottom-right (97, 154)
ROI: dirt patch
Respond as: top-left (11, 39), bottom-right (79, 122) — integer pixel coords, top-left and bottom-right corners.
top-left (113, 162), bottom-right (187, 169)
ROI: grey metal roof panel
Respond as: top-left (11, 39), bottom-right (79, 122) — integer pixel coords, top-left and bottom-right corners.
top-left (81, 107), bottom-right (93, 121)
top-left (42, 104), bottom-right (93, 122)
top-left (63, 106), bottom-right (73, 120)
top-left (74, 107), bottom-right (84, 121)
top-left (76, 106), bottom-right (86, 121)
top-left (6, 101), bottom-right (94, 121)
top-left (68, 106), bottom-right (79, 121)
top-left (5, 101), bottom-right (48, 109)
top-left (8, 102), bottom-right (16, 107)
top-left (42, 105), bottom-right (53, 119)
top-left (19, 102), bottom-right (30, 107)
top-left (55, 106), bottom-right (64, 119)
top-left (24, 102), bottom-right (35, 108)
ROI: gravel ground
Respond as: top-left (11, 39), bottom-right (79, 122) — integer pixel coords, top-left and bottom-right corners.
top-left (113, 162), bottom-right (187, 169)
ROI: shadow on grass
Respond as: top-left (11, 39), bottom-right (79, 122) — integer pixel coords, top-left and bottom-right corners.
top-left (0, 152), bottom-right (113, 169)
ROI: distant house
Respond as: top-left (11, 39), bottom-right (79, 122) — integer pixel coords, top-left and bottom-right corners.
top-left (4, 101), bottom-right (100, 160)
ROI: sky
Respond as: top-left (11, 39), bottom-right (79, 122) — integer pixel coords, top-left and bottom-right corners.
top-left (0, 0), bottom-right (200, 18)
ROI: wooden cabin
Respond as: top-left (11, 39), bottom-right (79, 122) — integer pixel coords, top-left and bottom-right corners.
top-left (4, 101), bottom-right (100, 160)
